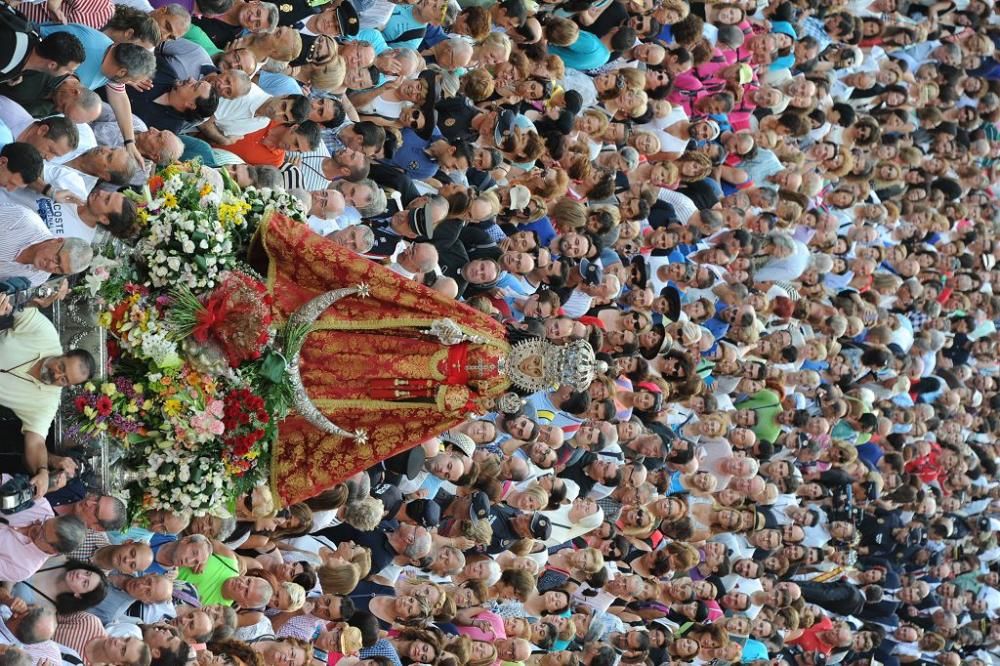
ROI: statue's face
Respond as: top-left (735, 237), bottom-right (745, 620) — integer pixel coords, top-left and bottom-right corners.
top-left (517, 353), bottom-right (545, 379)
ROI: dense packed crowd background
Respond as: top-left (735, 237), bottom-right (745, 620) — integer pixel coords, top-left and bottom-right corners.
top-left (0, 0), bottom-right (1000, 661)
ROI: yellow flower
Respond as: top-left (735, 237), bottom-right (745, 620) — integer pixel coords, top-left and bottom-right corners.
top-left (137, 208), bottom-right (149, 224)
top-left (162, 165), bottom-right (181, 179)
top-left (98, 312), bottom-right (112, 328)
top-left (164, 399), bottom-right (182, 416)
top-left (218, 200), bottom-right (251, 227)
top-left (133, 383), bottom-right (144, 393)
top-left (84, 382), bottom-right (96, 392)
top-left (163, 193), bottom-right (178, 209)
top-left (142, 400), bottom-right (153, 410)
top-left (200, 184), bottom-right (213, 197)
top-left (83, 406), bottom-right (97, 419)
top-left (96, 422), bottom-right (108, 431)
top-left (101, 382), bottom-right (117, 396)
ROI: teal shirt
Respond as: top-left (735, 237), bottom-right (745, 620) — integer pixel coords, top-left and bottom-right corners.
top-left (39, 23), bottom-right (114, 89)
top-left (382, 5), bottom-right (427, 50)
top-left (549, 31), bottom-right (610, 71)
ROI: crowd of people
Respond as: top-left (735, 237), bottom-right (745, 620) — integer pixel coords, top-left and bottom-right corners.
top-left (1, 0), bottom-right (1000, 661)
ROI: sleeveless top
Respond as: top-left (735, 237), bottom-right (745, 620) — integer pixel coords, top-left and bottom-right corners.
top-left (177, 553), bottom-right (240, 606)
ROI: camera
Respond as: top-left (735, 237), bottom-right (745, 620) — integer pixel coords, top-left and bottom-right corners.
top-left (0, 474), bottom-right (36, 514)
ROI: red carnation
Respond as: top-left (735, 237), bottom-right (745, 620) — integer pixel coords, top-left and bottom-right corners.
top-left (74, 396), bottom-right (89, 412)
top-left (95, 395), bottom-right (113, 417)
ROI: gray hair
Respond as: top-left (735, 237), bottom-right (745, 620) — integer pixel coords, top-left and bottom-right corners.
top-left (343, 496), bottom-right (385, 531)
top-left (229, 69), bottom-right (252, 98)
top-left (353, 178), bottom-right (387, 218)
top-left (620, 146), bottom-right (640, 172)
top-left (162, 2), bottom-right (192, 31)
top-left (13, 607), bottom-right (55, 644)
top-left (444, 0), bottom-right (460, 24)
top-left (159, 130), bottom-right (185, 165)
top-left (249, 165), bottom-right (283, 189)
top-left (403, 529), bottom-right (432, 559)
top-left (97, 495), bottom-right (128, 531)
top-left (107, 151), bottom-right (139, 185)
top-left (413, 242), bottom-right (439, 272)
top-left (185, 533), bottom-right (211, 546)
top-left (210, 605), bottom-right (239, 641)
top-left (355, 225), bottom-right (375, 254)
top-left (50, 515), bottom-right (86, 553)
top-left (436, 545), bottom-right (465, 575)
top-left (61, 238), bottom-right (94, 275)
top-left (260, 1), bottom-right (280, 30)
top-left (0, 646), bottom-right (32, 666)
top-left (250, 578), bottom-right (274, 607)
top-left (77, 88), bottom-right (102, 114)
top-left (110, 43), bottom-right (156, 81)
top-left (215, 515), bottom-right (238, 541)
top-left (810, 253), bottom-right (834, 274)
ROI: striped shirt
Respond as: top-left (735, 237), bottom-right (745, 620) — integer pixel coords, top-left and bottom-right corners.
top-left (53, 611), bottom-right (106, 658)
top-left (0, 203), bottom-right (54, 287)
top-left (18, 0), bottom-right (115, 28)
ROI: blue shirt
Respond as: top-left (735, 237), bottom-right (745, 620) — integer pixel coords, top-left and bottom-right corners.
top-left (143, 533), bottom-right (179, 576)
top-left (382, 5), bottom-right (427, 50)
top-left (385, 128), bottom-right (438, 180)
top-left (257, 70), bottom-right (304, 96)
top-left (549, 31), bottom-right (610, 71)
top-left (40, 23), bottom-right (113, 89)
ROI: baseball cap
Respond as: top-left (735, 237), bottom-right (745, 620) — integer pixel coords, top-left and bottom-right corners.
top-left (579, 258), bottom-right (604, 286)
top-left (405, 499), bottom-right (442, 528)
top-left (508, 185), bottom-right (531, 211)
top-left (336, 2), bottom-right (360, 36)
top-left (529, 513), bottom-right (552, 540)
top-left (469, 490), bottom-right (491, 521)
top-left (494, 109), bottom-right (515, 146)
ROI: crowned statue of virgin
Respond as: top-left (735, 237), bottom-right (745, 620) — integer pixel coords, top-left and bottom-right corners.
top-left (251, 212), bottom-right (600, 506)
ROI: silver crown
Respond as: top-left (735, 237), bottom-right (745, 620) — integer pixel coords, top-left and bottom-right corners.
top-left (502, 339), bottom-right (601, 393)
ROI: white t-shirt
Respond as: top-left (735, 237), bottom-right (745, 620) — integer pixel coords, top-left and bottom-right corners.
top-left (50, 124), bottom-right (98, 165)
top-left (1, 181), bottom-right (95, 242)
top-left (213, 84), bottom-right (272, 137)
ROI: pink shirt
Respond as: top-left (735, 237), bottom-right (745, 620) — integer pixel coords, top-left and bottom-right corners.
top-left (456, 610), bottom-right (507, 642)
top-left (0, 476), bottom-right (55, 582)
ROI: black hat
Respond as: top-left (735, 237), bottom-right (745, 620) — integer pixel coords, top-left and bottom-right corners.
top-left (469, 491), bottom-right (491, 521)
top-left (494, 109), bottom-right (515, 147)
top-left (529, 513), bottom-right (552, 540)
top-left (415, 71), bottom-right (439, 141)
top-left (336, 1), bottom-right (360, 36)
top-left (383, 447), bottom-right (426, 480)
top-left (405, 499), bottom-right (442, 528)
top-left (435, 95), bottom-right (479, 141)
top-left (406, 201), bottom-right (440, 239)
top-left (629, 255), bottom-right (648, 289)
top-left (659, 285), bottom-right (682, 322)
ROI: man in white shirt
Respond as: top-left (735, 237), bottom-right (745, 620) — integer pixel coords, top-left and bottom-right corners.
top-left (5, 188), bottom-right (138, 242)
top-left (389, 242), bottom-right (439, 280)
top-left (0, 97), bottom-right (79, 162)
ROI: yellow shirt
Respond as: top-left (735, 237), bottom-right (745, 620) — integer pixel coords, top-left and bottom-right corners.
top-left (0, 309), bottom-right (63, 435)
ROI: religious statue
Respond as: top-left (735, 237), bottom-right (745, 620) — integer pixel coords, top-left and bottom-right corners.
top-left (252, 212), bottom-right (600, 506)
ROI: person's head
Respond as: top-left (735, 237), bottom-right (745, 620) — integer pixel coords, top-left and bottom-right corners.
top-left (167, 78), bottom-right (219, 120)
top-left (34, 31), bottom-right (86, 74)
top-left (28, 237), bottom-right (94, 277)
top-left (85, 637), bottom-right (150, 666)
top-left (37, 515), bottom-right (86, 555)
top-left (104, 43), bottom-right (157, 83)
top-left (76, 146), bottom-right (137, 185)
top-left (0, 142), bottom-right (43, 191)
top-left (330, 178), bottom-right (386, 218)
top-left (121, 574), bottom-right (173, 605)
top-left (141, 622), bottom-right (192, 664)
top-left (237, 0), bottom-right (279, 31)
top-left (73, 493), bottom-right (127, 532)
top-left (270, 121), bottom-right (321, 153)
top-left (221, 575), bottom-right (274, 608)
top-left (135, 128), bottom-right (184, 166)
top-left (321, 148), bottom-right (370, 181)
top-left (86, 189), bottom-right (139, 239)
top-left (11, 606), bottom-right (56, 644)
top-left (19, 116), bottom-right (78, 160)
top-left (36, 349), bottom-right (96, 388)
top-left (327, 225), bottom-right (375, 254)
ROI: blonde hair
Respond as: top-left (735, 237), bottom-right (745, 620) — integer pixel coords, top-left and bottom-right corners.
top-left (545, 17), bottom-right (580, 46)
top-left (549, 197), bottom-right (588, 229)
top-left (480, 32), bottom-right (512, 60)
top-left (318, 548), bottom-right (372, 595)
top-left (280, 582), bottom-right (307, 612)
top-left (308, 55), bottom-right (347, 92)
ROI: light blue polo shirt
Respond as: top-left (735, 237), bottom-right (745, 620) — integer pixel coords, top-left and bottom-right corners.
top-left (40, 23), bottom-right (114, 90)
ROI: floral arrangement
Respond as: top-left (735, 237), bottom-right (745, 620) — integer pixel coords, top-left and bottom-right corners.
top-left (220, 388), bottom-right (270, 477)
top-left (141, 446), bottom-right (228, 516)
top-left (72, 377), bottom-right (150, 441)
top-left (67, 161), bottom-right (311, 520)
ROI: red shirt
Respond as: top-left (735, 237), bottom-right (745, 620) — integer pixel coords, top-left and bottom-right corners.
top-left (787, 614), bottom-right (836, 656)
top-left (219, 121), bottom-right (285, 167)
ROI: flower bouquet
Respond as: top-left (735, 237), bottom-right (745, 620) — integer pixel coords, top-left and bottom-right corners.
top-left (72, 378), bottom-right (151, 441)
top-left (220, 387), bottom-right (270, 477)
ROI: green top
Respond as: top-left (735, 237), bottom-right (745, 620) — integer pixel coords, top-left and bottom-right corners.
top-left (735, 389), bottom-right (782, 444)
top-left (177, 553), bottom-right (239, 606)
